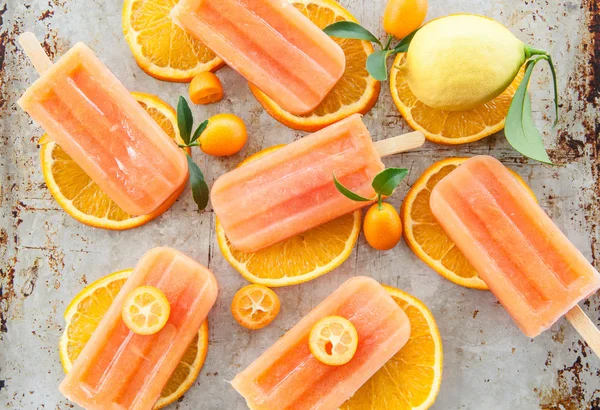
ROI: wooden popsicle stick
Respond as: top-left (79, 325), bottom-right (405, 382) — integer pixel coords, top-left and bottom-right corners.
top-left (375, 131), bottom-right (426, 157)
top-left (565, 304), bottom-right (600, 358)
top-left (19, 32), bottom-right (54, 74)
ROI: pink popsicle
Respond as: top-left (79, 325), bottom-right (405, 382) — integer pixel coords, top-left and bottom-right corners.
top-left (232, 276), bottom-right (411, 410)
top-left (59, 247), bottom-right (218, 410)
top-left (171, 0), bottom-right (346, 115)
top-left (211, 114), bottom-right (385, 253)
top-left (430, 156), bottom-right (600, 338)
top-left (18, 33), bottom-right (188, 216)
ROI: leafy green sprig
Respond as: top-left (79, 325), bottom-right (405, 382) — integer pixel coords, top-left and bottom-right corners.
top-left (333, 168), bottom-right (408, 208)
top-left (323, 21), bottom-right (418, 81)
top-left (177, 96), bottom-right (210, 211)
top-left (505, 46), bottom-right (559, 164)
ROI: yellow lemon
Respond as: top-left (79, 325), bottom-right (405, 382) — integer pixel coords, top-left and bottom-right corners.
top-left (404, 14), bottom-right (525, 111)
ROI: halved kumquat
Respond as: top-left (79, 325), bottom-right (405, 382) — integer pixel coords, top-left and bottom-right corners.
top-left (231, 284), bottom-right (281, 330)
top-left (189, 72), bottom-right (224, 105)
top-left (309, 316), bottom-right (358, 366)
top-left (122, 286), bottom-right (171, 335)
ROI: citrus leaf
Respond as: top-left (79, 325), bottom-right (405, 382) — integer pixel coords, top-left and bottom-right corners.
top-left (505, 57), bottom-right (552, 164)
top-left (191, 120), bottom-right (208, 144)
top-left (366, 50), bottom-right (391, 81)
top-left (393, 27), bottom-right (420, 53)
top-left (372, 168), bottom-right (408, 196)
top-left (333, 173), bottom-right (374, 202)
top-left (177, 96), bottom-right (193, 145)
top-left (186, 153), bottom-right (209, 210)
top-left (323, 21), bottom-right (382, 47)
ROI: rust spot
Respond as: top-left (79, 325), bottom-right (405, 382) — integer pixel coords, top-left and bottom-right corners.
top-left (578, 0), bottom-right (600, 268)
top-left (0, 257), bottom-right (17, 334)
top-left (0, 3), bottom-right (8, 112)
top-left (37, 9), bottom-right (54, 21)
top-left (41, 28), bottom-right (60, 61)
top-left (472, 309), bottom-right (479, 319)
top-left (538, 357), bottom-right (587, 410)
top-left (551, 325), bottom-right (565, 344)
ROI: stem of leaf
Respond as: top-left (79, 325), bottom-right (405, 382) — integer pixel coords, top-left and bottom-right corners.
top-left (384, 35), bottom-right (394, 51)
top-left (524, 45), bottom-right (559, 125)
top-left (378, 194), bottom-right (383, 210)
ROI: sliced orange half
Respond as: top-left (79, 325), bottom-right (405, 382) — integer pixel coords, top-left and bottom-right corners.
top-left (390, 53), bottom-right (524, 144)
top-left (122, 0), bottom-right (224, 82)
top-left (401, 157), bottom-right (537, 290)
top-left (250, 0), bottom-right (380, 132)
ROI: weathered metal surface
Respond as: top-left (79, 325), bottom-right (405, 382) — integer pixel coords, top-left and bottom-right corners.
top-left (1, 0), bottom-right (600, 408)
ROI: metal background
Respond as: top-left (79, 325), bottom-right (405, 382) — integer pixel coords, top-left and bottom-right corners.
top-left (1, 0), bottom-right (600, 408)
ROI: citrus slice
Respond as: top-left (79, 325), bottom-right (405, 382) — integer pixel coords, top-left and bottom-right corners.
top-left (341, 286), bottom-right (442, 410)
top-left (401, 157), bottom-right (537, 290)
top-left (250, 0), bottom-right (380, 132)
top-left (59, 270), bottom-right (209, 409)
top-left (40, 92), bottom-right (187, 230)
top-left (231, 284), bottom-right (281, 330)
top-left (309, 316), bottom-right (358, 366)
top-left (122, 0), bottom-right (224, 82)
top-left (216, 146), bottom-right (361, 287)
top-left (390, 53), bottom-right (524, 144)
top-left (122, 286), bottom-right (171, 335)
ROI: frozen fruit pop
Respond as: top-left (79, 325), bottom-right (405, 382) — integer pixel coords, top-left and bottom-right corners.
top-left (211, 114), bottom-right (425, 252)
top-left (232, 276), bottom-right (411, 410)
top-left (59, 247), bottom-right (218, 410)
top-left (18, 33), bottom-right (188, 216)
top-left (171, 0), bottom-right (345, 115)
top-left (430, 156), bottom-right (600, 353)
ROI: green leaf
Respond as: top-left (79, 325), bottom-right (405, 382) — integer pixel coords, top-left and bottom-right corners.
top-left (372, 168), bottom-right (408, 196)
top-left (333, 173), bottom-right (374, 202)
top-left (186, 153), bottom-right (209, 210)
top-left (323, 21), bottom-right (382, 47)
top-left (177, 96), bottom-right (193, 145)
top-left (392, 27), bottom-right (420, 53)
top-left (505, 57), bottom-right (552, 164)
top-left (191, 120), bottom-right (208, 144)
top-left (366, 50), bottom-right (392, 81)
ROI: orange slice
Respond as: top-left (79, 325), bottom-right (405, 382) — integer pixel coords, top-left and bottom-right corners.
top-left (309, 316), bottom-right (358, 366)
top-left (231, 284), bottom-right (281, 330)
top-left (342, 285), bottom-right (442, 410)
top-left (250, 0), bottom-right (380, 132)
top-left (122, 0), bottom-right (224, 82)
top-left (216, 146), bottom-right (361, 287)
top-left (39, 92), bottom-right (187, 230)
top-left (401, 157), bottom-right (536, 289)
top-left (122, 286), bottom-right (171, 335)
top-left (390, 53), bottom-right (524, 144)
top-left (59, 269), bottom-right (209, 409)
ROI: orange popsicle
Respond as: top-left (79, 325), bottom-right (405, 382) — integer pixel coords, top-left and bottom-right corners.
top-left (171, 0), bottom-right (346, 115)
top-left (232, 276), bottom-right (411, 410)
top-left (211, 114), bottom-right (385, 252)
top-left (59, 247), bottom-right (218, 410)
top-left (430, 156), bottom-right (600, 338)
top-left (18, 33), bottom-right (188, 216)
